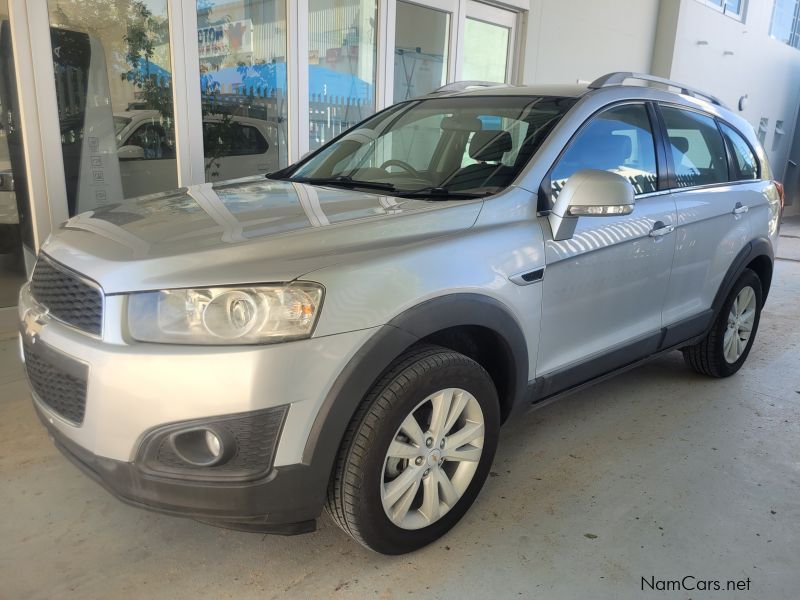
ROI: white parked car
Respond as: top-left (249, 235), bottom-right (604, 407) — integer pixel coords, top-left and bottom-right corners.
top-left (114, 110), bottom-right (278, 198)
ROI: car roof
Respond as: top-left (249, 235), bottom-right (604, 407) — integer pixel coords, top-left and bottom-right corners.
top-left (428, 83), bottom-right (590, 99)
top-left (420, 79), bottom-right (750, 135)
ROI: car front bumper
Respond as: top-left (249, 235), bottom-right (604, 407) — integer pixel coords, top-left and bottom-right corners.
top-left (18, 282), bottom-right (376, 529)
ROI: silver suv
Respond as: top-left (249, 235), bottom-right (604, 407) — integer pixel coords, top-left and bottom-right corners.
top-left (18, 73), bottom-right (783, 554)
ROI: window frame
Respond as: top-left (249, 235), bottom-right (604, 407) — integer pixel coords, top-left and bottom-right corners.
top-left (769, 0), bottom-right (800, 49)
top-left (539, 100), bottom-right (669, 212)
top-left (694, 0), bottom-right (748, 22)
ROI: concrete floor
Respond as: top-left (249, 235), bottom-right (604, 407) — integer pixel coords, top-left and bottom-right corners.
top-left (2, 230), bottom-right (799, 599)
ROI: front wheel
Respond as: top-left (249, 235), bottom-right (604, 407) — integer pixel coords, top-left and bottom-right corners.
top-left (326, 345), bottom-right (500, 554)
top-left (682, 268), bottom-right (763, 377)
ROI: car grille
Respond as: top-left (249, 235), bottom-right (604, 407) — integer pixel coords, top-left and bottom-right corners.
top-left (30, 255), bottom-right (103, 336)
top-left (23, 340), bottom-right (88, 425)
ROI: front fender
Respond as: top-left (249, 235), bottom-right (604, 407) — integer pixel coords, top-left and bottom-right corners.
top-left (296, 293), bottom-right (530, 518)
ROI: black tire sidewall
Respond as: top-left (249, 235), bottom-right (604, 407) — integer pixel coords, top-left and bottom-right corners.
top-left (713, 269), bottom-right (763, 376)
top-left (353, 356), bottom-right (500, 554)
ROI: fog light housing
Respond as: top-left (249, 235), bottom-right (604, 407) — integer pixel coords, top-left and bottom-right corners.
top-left (137, 406), bottom-right (288, 481)
top-left (170, 427), bottom-right (233, 467)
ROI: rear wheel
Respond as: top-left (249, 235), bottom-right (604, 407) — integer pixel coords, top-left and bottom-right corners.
top-left (682, 268), bottom-right (762, 377)
top-left (326, 345), bottom-right (499, 554)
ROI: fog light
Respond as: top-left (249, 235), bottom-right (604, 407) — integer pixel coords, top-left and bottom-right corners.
top-left (170, 427), bottom-right (232, 467)
top-left (205, 430), bottom-right (221, 458)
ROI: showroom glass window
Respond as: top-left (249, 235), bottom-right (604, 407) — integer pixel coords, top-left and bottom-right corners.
top-left (47, 0), bottom-right (178, 214)
top-left (393, 1), bottom-right (450, 102)
top-left (1, 0), bottom-right (32, 307)
top-left (196, 0), bottom-right (288, 180)
top-left (462, 18), bottom-right (510, 82)
top-left (308, 0), bottom-right (378, 151)
top-left (661, 106), bottom-right (728, 188)
top-left (551, 103), bottom-right (658, 198)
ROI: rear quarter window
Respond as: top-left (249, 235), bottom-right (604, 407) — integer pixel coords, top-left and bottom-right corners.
top-left (719, 122), bottom-right (759, 181)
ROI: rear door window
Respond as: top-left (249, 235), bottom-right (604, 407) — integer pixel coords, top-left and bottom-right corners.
top-left (660, 106), bottom-right (728, 188)
top-left (203, 122), bottom-right (269, 157)
top-left (719, 122), bottom-right (758, 181)
top-left (550, 103), bottom-right (658, 199)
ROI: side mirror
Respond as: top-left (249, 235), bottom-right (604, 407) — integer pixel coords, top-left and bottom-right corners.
top-left (548, 169), bottom-right (635, 241)
top-left (118, 145), bottom-right (145, 161)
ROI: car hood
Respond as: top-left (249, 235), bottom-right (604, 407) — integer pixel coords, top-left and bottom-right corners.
top-left (41, 177), bottom-right (483, 293)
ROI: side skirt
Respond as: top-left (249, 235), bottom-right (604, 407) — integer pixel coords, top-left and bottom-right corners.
top-left (524, 310), bottom-right (714, 411)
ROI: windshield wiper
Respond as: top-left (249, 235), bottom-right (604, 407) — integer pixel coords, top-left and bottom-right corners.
top-left (288, 175), bottom-right (396, 192)
top-left (395, 186), bottom-right (492, 199)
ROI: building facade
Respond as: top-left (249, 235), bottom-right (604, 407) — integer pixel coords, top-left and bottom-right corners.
top-left (1, 0), bottom-right (799, 328)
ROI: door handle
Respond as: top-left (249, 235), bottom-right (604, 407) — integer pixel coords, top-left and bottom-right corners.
top-left (732, 202), bottom-right (749, 215)
top-left (649, 221), bottom-right (674, 237)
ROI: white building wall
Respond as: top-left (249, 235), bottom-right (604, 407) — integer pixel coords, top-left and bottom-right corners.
top-left (654, 0), bottom-right (800, 202)
top-left (521, 0), bottom-right (661, 84)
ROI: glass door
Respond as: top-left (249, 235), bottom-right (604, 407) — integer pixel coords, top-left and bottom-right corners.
top-left (0, 0), bottom-right (30, 309)
top-left (462, 0), bottom-right (517, 83)
top-left (196, 0), bottom-right (289, 181)
top-left (393, 0), bottom-right (456, 102)
top-left (46, 0), bottom-right (180, 213)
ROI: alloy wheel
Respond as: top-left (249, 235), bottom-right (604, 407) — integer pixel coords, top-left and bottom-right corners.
top-left (724, 285), bottom-right (757, 363)
top-left (380, 387), bottom-right (485, 530)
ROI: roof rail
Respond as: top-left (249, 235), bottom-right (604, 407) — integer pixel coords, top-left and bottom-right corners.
top-left (588, 72), bottom-right (727, 108)
top-left (433, 80), bottom-right (514, 94)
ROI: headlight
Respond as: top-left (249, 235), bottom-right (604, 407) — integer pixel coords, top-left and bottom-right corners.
top-left (127, 283), bottom-right (324, 345)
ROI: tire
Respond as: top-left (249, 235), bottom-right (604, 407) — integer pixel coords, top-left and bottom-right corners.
top-left (682, 268), bottom-right (763, 378)
top-left (326, 344), bottom-right (500, 554)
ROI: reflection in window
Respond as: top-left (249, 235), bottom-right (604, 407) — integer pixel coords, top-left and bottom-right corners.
top-left (308, 0), bottom-right (377, 151)
top-left (393, 1), bottom-right (449, 102)
top-left (462, 18), bottom-right (509, 83)
top-left (551, 104), bottom-right (658, 198)
top-left (48, 0), bottom-right (178, 212)
top-left (197, 0), bottom-right (288, 181)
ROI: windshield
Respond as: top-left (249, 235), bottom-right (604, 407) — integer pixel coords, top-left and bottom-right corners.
top-left (283, 96), bottom-right (576, 197)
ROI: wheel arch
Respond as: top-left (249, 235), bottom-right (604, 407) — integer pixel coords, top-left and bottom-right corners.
top-left (712, 238), bottom-right (774, 318)
top-left (299, 294), bottom-right (529, 512)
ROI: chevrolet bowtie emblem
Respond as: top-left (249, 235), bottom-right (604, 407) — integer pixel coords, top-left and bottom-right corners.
top-left (21, 304), bottom-right (49, 343)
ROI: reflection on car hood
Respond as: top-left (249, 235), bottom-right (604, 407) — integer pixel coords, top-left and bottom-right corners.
top-left (41, 176), bottom-right (483, 293)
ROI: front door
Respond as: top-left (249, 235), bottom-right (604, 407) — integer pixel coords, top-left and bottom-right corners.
top-left (537, 102), bottom-right (676, 382)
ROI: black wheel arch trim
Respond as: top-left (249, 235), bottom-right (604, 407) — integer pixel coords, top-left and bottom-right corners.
top-left (300, 293), bottom-right (530, 514)
top-left (712, 238), bottom-right (773, 316)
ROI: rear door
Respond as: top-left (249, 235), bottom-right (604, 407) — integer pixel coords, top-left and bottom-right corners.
top-left (656, 104), bottom-right (755, 329)
top-left (536, 102), bottom-right (677, 380)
